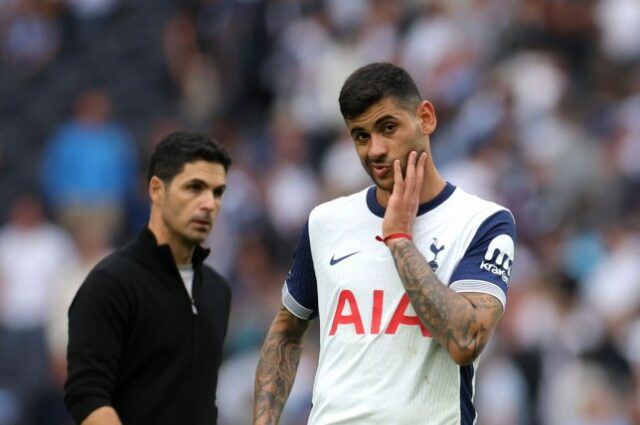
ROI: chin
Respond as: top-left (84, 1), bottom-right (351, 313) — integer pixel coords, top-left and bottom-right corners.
top-left (192, 233), bottom-right (209, 244)
top-left (366, 172), bottom-right (391, 192)
top-left (373, 178), bottom-right (394, 193)
top-left (184, 231), bottom-right (208, 245)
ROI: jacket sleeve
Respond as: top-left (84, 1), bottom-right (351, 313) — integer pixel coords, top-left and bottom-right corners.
top-left (64, 269), bottom-right (131, 424)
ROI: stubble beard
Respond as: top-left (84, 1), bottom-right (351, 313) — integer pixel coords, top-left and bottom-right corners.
top-left (365, 160), bottom-right (406, 193)
top-left (162, 210), bottom-right (207, 248)
top-left (373, 174), bottom-right (394, 192)
top-left (183, 220), bottom-right (212, 244)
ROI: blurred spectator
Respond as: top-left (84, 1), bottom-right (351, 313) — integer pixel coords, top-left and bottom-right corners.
top-left (64, 0), bottom-right (118, 19)
top-left (0, 192), bottom-right (76, 424)
top-left (63, 0), bottom-right (120, 43)
top-left (351, 0), bottom-right (400, 64)
top-left (319, 135), bottom-right (370, 200)
top-left (476, 355), bottom-right (530, 425)
top-left (441, 138), bottom-right (507, 204)
top-left (594, 0), bottom-right (640, 63)
top-left (0, 192), bottom-right (75, 332)
top-left (40, 87), bottom-right (138, 240)
top-left (263, 111), bottom-right (319, 241)
top-left (46, 222), bottom-right (112, 388)
top-left (266, 6), bottom-right (355, 137)
top-left (610, 89), bottom-right (640, 187)
top-left (401, 3), bottom-right (479, 111)
top-left (541, 353), bottom-right (632, 425)
top-left (205, 163), bottom-right (265, 278)
top-left (163, 9), bottom-right (222, 131)
top-left (1, 0), bottom-right (61, 74)
top-left (583, 225), bottom-right (640, 328)
top-left (195, 0), bottom-right (272, 119)
top-left (496, 50), bottom-right (567, 125)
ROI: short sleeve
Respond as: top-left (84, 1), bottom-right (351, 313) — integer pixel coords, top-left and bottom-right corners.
top-left (281, 221), bottom-right (318, 320)
top-left (449, 210), bottom-right (516, 309)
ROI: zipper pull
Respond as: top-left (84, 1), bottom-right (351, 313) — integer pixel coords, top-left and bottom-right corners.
top-left (191, 299), bottom-right (198, 315)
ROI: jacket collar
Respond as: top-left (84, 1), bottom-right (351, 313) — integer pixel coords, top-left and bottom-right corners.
top-left (132, 226), bottom-right (210, 271)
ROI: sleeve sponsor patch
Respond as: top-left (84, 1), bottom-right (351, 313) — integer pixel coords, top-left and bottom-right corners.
top-left (449, 210), bottom-right (516, 295)
top-left (479, 234), bottom-right (515, 284)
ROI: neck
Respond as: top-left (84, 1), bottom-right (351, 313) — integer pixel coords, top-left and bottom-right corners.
top-left (376, 160), bottom-right (446, 208)
top-left (147, 219), bottom-right (195, 265)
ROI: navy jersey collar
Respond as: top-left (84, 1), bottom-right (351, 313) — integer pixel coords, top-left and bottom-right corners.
top-left (366, 182), bottom-right (456, 218)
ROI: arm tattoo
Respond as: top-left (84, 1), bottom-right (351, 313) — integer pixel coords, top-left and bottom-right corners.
top-left (389, 240), bottom-right (503, 363)
top-left (254, 307), bottom-right (310, 425)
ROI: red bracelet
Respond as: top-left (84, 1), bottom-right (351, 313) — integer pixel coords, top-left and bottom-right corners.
top-left (375, 233), bottom-right (413, 243)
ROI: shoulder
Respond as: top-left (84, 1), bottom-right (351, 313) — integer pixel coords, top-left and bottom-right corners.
top-left (70, 249), bottom-right (139, 314)
top-left (80, 243), bottom-right (154, 297)
top-left (443, 188), bottom-right (516, 264)
top-left (448, 186), bottom-right (515, 226)
top-left (309, 187), bottom-right (369, 226)
top-left (77, 248), bottom-right (132, 295)
top-left (91, 245), bottom-right (139, 280)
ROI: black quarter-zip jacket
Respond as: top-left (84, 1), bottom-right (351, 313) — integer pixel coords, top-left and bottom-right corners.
top-left (64, 227), bottom-right (231, 425)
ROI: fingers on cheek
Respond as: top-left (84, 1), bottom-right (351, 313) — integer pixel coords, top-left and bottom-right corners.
top-left (395, 160), bottom-right (405, 190)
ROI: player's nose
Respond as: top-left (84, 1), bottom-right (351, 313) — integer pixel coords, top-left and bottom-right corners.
top-left (200, 191), bottom-right (216, 211)
top-left (368, 133), bottom-right (387, 159)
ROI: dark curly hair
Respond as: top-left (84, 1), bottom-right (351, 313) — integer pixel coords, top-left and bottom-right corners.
top-left (147, 131), bottom-right (231, 183)
top-left (339, 63), bottom-right (422, 120)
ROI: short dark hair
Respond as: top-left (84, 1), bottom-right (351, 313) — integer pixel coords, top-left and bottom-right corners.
top-left (147, 131), bottom-right (231, 183)
top-left (338, 62), bottom-right (422, 120)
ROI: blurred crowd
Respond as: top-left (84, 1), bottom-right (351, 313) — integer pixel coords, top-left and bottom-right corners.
top-left (1, 0), bottom-right (640, 424)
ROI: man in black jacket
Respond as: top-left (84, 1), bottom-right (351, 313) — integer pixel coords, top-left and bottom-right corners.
top-left (64, 131), bottom-right (232, 425)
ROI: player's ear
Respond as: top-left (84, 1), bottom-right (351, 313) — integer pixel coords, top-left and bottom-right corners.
top-left (148, 176), bottom-right (165, 205)
top-left (417, 101), bottom-right (437, 135)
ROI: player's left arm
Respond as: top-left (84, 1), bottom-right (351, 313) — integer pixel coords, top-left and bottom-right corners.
top-left (383, 151), bottom-right (509, 365)
top-left (388, 239), bottom-right (503, 365)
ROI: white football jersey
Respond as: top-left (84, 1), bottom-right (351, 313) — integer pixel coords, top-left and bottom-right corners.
top-left (282, 183), bottom-right (516, 425)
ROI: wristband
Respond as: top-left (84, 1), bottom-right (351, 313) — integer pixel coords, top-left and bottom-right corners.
top-left (375, 233), bottom-right (413, 243)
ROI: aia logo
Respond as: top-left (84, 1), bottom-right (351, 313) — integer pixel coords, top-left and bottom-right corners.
top-left (480, 234), bottom-right (514, 283)
top-left (428, 238), bottom-right (445, 271)
top-left (329, 289), bottom-right (431, 337)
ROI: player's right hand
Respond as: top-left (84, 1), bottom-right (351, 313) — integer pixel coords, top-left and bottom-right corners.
top-left (381, 150), bottom-right (427, 243)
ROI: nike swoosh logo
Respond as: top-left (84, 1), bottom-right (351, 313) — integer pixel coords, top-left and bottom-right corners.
top-left (330, 251), bottom-right (360, 266)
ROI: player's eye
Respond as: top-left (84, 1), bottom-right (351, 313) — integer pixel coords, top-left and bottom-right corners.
top-left (188, 183), bottom-right (203, 192)
top-left (354, 132), bottom-right (369, 143)
top-left (213, 187), bottom-right (225, 198)
top-left (383, 123), bottom-right (396, 133)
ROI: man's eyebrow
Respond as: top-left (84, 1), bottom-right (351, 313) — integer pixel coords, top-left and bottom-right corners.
top-left (373, 114), bottom-right (396, 127)
top-left (350, 126), bottom-right (365, 137)
top-left (349, 115), bottom-right (397, 136)
top-left (185, 178), bottom-right (207, 185)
